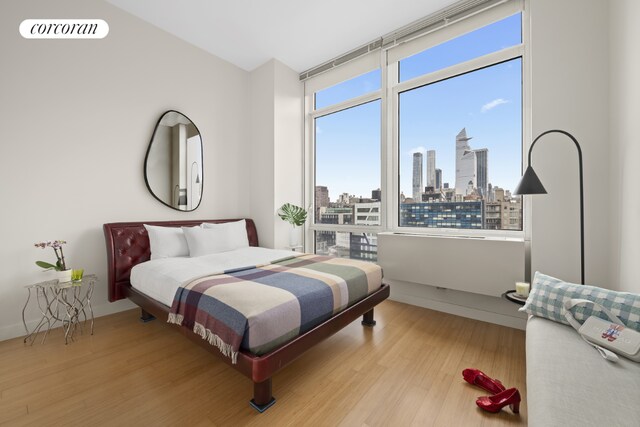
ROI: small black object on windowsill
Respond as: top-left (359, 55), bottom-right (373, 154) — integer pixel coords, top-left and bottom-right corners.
top-left (502, 290), bottom-right (527, 306)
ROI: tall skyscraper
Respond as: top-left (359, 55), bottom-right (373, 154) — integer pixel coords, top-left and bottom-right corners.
top-left (435, 168), bottom-right (442, 190)
top-left (315, 186), bottom-right (329, 220)
top-left (474, 148), bottom-right (488, 198)
top-left (426, 150), bottom-right (436, 189)
top-left (455, 128), bottom-right (477, 196)
top-left (315, 186), bottom-right (329, 207)
top-left (412, 152), bottom-right (423, 201)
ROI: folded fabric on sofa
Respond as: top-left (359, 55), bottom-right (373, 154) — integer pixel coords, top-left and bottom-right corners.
top-left (520, 272), bottom-right (640, 332)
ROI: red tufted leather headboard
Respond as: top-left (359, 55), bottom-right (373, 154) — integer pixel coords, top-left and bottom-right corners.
top-left (103, 219), bottom-right (259, 302)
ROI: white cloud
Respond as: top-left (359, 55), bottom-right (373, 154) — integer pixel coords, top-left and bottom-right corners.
top-left (481, 98), bottom-right (509, 113)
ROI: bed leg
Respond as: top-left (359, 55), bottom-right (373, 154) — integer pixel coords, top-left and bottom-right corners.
top-left (140, 309), bottom-right (155, 323)
top-left (249, 378), bottom-right (276, 413)
top-left (361, 308), bottom-right (377, 327)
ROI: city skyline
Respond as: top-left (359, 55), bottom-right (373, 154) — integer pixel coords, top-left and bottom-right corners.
top-left (314, 182), bottom-right (522, 232)
top-left (399, 56), bottom-right (522, 198)
top-left (317, 123), bottom-right (514, 203)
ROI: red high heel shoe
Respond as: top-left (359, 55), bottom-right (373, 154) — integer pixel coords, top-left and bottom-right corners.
top-left (476, 387), bottom-right (521, 413)
top-left (462, 369), bottom-right (506, 395)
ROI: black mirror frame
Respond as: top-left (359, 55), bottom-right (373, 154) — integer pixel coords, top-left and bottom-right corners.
top-left (143, 110), bottom-right (204, 212)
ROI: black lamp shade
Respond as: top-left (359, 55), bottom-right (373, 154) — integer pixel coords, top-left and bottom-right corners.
top-left (514, 166), bottom-right (547, 195)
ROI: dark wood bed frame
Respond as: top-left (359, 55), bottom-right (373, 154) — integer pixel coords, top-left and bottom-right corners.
top-left (103, 219), bottom-right (390, 412)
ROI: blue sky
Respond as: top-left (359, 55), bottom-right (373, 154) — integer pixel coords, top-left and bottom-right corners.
top-left (315, 14), bottom-right (522, 201)
top-left (316, 100), bottom-right (381, 200)
top-left (399, 57), bottom-right (522, 195)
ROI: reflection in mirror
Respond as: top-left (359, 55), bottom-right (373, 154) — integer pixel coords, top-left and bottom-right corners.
top-left (144, 110), bottom-right (203, 211)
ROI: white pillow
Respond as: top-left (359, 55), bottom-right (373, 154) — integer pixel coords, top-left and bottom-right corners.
top-left (185, 220), bottom-right (249, 256)
top-left (143, 224), bottom-right (191, 259)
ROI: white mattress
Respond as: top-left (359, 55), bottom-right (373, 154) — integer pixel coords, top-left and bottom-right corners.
top-left (130, 247), bottom-right (296, 306)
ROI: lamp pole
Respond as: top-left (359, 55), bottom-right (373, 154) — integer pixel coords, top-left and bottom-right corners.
top-left (517, 129), bottom-right (584, 285)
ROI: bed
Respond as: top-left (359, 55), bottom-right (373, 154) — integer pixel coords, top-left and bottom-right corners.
top-left (103, 219), bottom-right (390, 412)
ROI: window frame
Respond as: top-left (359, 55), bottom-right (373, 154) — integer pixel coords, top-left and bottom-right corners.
top-left (389, 44), bottom-right (525, 238)
top-left (304, 1), bottom-right (529, 254)
top-left (307, 73), bottom-right (384, 237)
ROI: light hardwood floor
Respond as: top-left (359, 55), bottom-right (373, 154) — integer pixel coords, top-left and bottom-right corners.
top-left (0, 300), bottom-right (527, 426)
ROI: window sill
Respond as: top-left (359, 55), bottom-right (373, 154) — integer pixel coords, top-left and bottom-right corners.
top-left (378, 231), bottom-right (524, 243)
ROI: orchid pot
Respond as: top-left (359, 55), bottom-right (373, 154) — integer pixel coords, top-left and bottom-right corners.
top-left (56, 269), bottom-right (72, 283)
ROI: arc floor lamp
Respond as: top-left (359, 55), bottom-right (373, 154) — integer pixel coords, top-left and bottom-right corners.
top-left (513, 129), bottom-right (584, 285)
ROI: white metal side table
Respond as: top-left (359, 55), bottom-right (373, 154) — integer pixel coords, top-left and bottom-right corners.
top-left (22, 274), bottom-right (97, 345)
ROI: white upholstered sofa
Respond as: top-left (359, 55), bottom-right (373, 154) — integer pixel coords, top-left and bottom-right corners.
top-left (526, 316), bottom-right (640, 426)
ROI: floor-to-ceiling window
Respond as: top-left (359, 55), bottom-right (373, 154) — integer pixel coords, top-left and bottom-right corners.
top-left (395, 13), bottom-right (523, 232)
top-left (304, 0), bottom-right (525, 259)
top-left (308, 67), bottom-right (382, 260)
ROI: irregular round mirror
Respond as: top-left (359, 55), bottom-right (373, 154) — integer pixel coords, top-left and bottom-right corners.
top-left (144, 110), bottom-right (203, 211)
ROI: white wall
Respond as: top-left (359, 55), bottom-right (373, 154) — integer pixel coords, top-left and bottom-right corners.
top-left (273, 60), bottom-right (304, 249)
top-left (0, 0), bottom-right (251, 340)
top-left (249, 59), bottom-right (303, 249)
top-left (249, 62), bottom-right (276, 248)
top-left (609, 0), bottom-right (640, 293)
top-left (528, 0), bottom-right (610, 287)
top-left (380, 233), bottom-right (525, 297)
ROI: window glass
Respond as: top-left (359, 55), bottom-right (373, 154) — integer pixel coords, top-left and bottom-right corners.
top-left (315, 231), bottom-right (378, 261)
top-left (314, 99), bottom-right (381, 226)
top-left (315, 69), bottom-right (381, 110)
top-left (398, 58), bottom-right (522, 230)
top-left (399, 13), bottom-right (521, 82)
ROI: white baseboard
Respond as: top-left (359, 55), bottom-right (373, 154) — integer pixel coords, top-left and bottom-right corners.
top-left (0, 299), bottom-right (136, 342)
top-left (387, 279), bottom-right (527, 330)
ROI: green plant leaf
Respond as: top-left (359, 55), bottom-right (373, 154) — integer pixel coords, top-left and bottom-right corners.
top-left (278, 203), bottom-right (308, 227)
top-left (36, 261), bottom-right (57, 270)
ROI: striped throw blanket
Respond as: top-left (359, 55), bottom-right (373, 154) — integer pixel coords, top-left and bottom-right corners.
top-left (167, 254), bottom-right (383, 363)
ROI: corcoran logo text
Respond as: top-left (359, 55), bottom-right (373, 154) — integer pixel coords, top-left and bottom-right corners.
top-left (19, 19), bottom-right (109, 39)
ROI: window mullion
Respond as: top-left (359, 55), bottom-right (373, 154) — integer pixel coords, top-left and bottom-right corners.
top-left (380, 48), bottom-right (390, 232)
top-left (311, 91), bottom-right (381, 119)
top-left (394, 44), bottom-right (523, 94)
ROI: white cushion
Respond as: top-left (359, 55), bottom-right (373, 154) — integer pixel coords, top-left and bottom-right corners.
top-left (184, 220), bottom-right (249, 256)
top-left (144, 224), bottom-right (191, 259)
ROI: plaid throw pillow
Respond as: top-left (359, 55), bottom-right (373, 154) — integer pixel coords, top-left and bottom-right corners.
top-left (520, 272), bottom-right (640, 332)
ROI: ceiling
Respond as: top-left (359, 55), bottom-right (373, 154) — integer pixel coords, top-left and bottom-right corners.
top-left (105, 0), bottom-right (459, 73)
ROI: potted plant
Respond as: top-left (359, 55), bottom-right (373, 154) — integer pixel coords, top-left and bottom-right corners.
top-left (277, 203), bottom-right (308, 247)
top-left (34, 240), bottom-right (72, 282)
